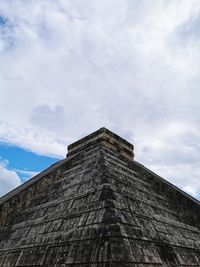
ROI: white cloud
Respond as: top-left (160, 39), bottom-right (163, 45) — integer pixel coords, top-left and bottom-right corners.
top-left (14, 169), bottom-right (39, 183)
top-left (0, 159), bottom-right (21, 197)
top-left (0, 1), bottom-right (200, 198)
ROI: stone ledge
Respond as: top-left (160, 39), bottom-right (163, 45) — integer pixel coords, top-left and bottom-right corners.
top-left (67, 127), bottom-right (134, 160)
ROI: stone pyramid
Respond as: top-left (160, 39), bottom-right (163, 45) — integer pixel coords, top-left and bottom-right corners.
top-left (0, 127), bottom-right (200, 267)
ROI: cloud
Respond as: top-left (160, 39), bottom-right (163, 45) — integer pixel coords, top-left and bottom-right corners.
top-left (14, 169), bottom-right (39, 183)
top-left (0, 1), bottom-right (200, 197)
top-left (176, 13), bottom-right (200, 41)
top-left (148, 162), bottom-right (200, 198)
top-left (30, 105), bottom-right (67, 133)
top-left (0, 159), bottom-right (21, 197)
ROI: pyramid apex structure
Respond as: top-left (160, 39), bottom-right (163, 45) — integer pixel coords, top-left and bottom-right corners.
top-left (67, 127), bottom-right (134, 160)
top-left (0, 128), bottom-right (200, 266)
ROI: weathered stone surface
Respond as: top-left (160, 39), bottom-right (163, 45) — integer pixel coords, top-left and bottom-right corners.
top-left (0, 127), bottom-right (200, 266)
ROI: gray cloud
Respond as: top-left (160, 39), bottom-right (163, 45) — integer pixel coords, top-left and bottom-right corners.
top-left (177, 14), bottom-right (200, 41)
top-left (0, 0), bottom-right (200, 198)
top-left (30, 105), bottom-right (67, 133)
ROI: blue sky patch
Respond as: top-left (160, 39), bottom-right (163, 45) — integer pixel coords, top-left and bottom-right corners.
top-left (0, 142), bottom-right (60, 182)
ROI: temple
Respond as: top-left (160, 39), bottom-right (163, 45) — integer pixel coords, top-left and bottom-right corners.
top-left (0, 127), bottom-right (200, 266)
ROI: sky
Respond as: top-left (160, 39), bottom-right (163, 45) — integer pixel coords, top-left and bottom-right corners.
top-left (0, 0), bottom-right (200, 199)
